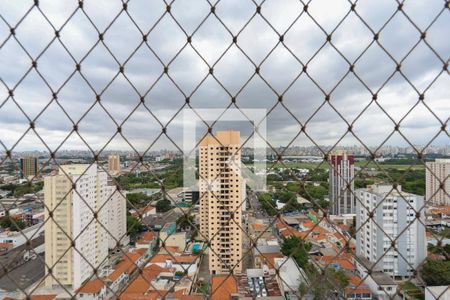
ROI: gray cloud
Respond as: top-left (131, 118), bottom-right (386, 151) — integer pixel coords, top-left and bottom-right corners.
top-left (0, 0), bottom-right (449, 152)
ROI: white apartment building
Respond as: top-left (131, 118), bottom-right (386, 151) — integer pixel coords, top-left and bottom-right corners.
top-left (44, 164), bottom-right (109, 290)
top-left (426, 159), bottom-right (450, 205)
top-left (199, 131), bottom-right (243, 274)
top-left (356, 184), bottom-right (427, 279)
top-left (106, 185), bottom-right (127, 249)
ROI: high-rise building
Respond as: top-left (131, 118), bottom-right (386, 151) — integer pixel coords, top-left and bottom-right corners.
top-left (106, 185), bottom-right (127, 249)
top-left (108, 155), bottom-right (121, 175)
top-left (329, 151), bottom-right (355, 215)
top-left (19, 156), bottom-right (38, 179)
top-left (356, 184), bottom-right (426, 279)
top-left (199, 131), bottom-right (243, 274)
top-left (44, 164), bottom-right (108, 290)
top-left (426, 159), bottom-right (450, 205)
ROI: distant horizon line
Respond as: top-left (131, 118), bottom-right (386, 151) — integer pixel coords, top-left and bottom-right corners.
top-left (1, 143), bottom-right (448, 155)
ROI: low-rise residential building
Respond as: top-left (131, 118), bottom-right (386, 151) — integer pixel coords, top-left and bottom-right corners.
top-left (253, 245), bottom-right (282, 269)
top-left (106, 248), bottom-right (148, 293)
top-left (130, 205), bottom-right (157, 220)
top-left (141, 205), bottom-right (157, 218)
top-left (148, 253), bottom-right (200, 277)
top-left (344, 276), bottom-right (372, 300)
top-left (211, 275), bottom-right (237, 300)
top-left (70, 248), bottom-right (148, 299)
top-left (135, 231), bottom-right (158, 255)
top-left (77, 279), bottom-right (107, 300)
top-left (0, 242), bottom-right (13, 254)
top-left (426, 205), bottom-right (450, 232)
top-left (314, 255), bottom-right (356, 275)
top-left (121, 264), bottom-right (175, 298)
top-left (248, 218), bottom-right (273, 240)
top-left (274, 257), bottom-right (308, 299)
top-left (163, 232), bottom-right (187, 252)
top-left (158, 222), bottom-right (187, 251)
top-left (159, 222), bottom-right (177, 242)
top-left (355, 256), bottom-right (397, 300)
top-left (121, 264), bottom-right (204, 300)
top-left (167, 187), bottom-right (199, 205)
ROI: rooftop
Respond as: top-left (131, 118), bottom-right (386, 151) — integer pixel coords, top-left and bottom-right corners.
top-left (108, 248), bottom-right (147, 281)
top-left (275, 257), bottom-right (307, 292)
top-left (138, 231), bottom-right (157, 243)
top-left (255, 252), bottom-right (284, 269)
top-left (161, 222), bottom-right (176, 233)
top-left (371, 272), bottom-right (396, 286)
top-left (211, 275), bottom-right (238, 300)
top-left (314, 256), bottom-right (356, 271)
top-left (77, 278), bottom-right (105, 294)
top-left (149, 254), bottom-right (198, 264)
top-left (122, 265), bottom-right (174, 295)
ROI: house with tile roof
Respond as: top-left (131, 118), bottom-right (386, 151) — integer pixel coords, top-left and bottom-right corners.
top-left (77, 278), bottom-right (107, 300)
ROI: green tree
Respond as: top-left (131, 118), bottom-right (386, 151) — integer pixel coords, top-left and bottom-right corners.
top-left (14, 185), bottom-right (33, 197)
top-left (354, 178), bottom-right (374, 189)
top-left (198, 283), bottom-right (209, 294)
top-left (281, 236), bottom-right (311, 268)
top-left (420, 259), bottom-right (450, 286)
top-left (176, 214), bottom-right (195, 229)
top-left (0, 217), bottom-right (26, 231)
top-left (258, 193), bottom-right (277, 216)
top-left (126, 192), bottom-right (151, 209)
top-left (275, 190), bottom-right (296, 203)
top-left (127, 215), bottom-right (143, 239)
top-left (308, 169), bottom-right (328, 182)
top-left (282, 200), bottom-right (302, 213)
top-left (285, 182), bottom-right (301, 193)
top-left (305, 265), bottom-right (349, 300)
top-left (156, 199), bottom-right (172, 212)
top-left (304, 185), bottom-right (328, 201)
top-left (267, 174), bottom-right (282, 182)
top-left (348, 216), bottom-right (356, 238)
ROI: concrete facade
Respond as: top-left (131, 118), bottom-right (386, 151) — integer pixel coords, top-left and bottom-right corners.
top-left (44, 164), bottom-right (109, 290)
top-left (19, 156), bottom-right (37, 179)
top-left (356, 185), bottom-right (427, 279)
top-left (426, 159), bottom-right (450, 205)
top-left (108, 155), bottom-right (121, 175)
top-left (199, 131), bottom-right (243, 274)
top-left (106, 186), bottom-right (127, 249)
top-left (329, 151), bottom-right (355, 215)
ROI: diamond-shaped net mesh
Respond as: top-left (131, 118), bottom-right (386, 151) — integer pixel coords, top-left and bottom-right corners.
top-left (0, 0), bottom-right (449, 299)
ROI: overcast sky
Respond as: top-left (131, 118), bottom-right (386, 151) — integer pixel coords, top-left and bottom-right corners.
top-left (0, 0), bottom-right (449, 152)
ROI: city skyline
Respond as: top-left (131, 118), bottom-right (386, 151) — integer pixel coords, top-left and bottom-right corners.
top-left (2, 143), bottom-right (449, 156)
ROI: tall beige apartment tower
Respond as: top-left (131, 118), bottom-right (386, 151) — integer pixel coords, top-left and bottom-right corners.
top-left (199, 131), bottom-right (243, 274)
top-left (108, 155), bottom-right (121, 175)
top-left (426, 159), bottom-right (450, 205)
top-left (44, 164), bottom-right (108, 290)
